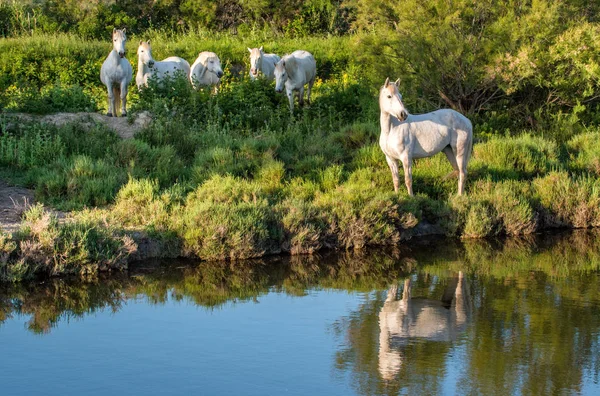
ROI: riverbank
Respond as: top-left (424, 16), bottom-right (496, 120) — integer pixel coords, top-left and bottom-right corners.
top-left (1, 118), bottom-right (599, 281)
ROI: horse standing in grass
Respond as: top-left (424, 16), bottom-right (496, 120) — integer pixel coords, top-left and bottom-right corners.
top-left (274, 50), bottom-right (316, 114)
top-left (100, 28), bottom-right (133, 117)
top-left (379, 78), bottom-right (473, 195)
top-left (248, 46), bottom-right (280, 81)
top-left (189, 52), bottom-right (224, 89)
top-left (136, 41), bottom-right (191, 89)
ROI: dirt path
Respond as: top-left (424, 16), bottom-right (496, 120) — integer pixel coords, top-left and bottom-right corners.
top-left (3, 111), bottom-right (152, 139)
top-left (0, 180), bottom-right (35, 234)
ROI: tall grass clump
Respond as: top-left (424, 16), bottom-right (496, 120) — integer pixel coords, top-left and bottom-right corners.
top-left (470, 134), bottom-right (561, 179)
top-left (534, 172), bottom-right (600, 228)
top-left (1, 204), bottom-right (136, 281)
top-left (451, 179), bottom-right (537, 238)
top-left (566, 130), bottom-right (600, 176)
top-left (33, 156), bottom-right (127, 210)
top-left (177, 175), bottom-right (282, 260)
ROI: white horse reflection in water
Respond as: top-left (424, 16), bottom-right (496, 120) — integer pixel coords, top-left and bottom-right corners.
top-left (378, 272), bottom-right (471, 380)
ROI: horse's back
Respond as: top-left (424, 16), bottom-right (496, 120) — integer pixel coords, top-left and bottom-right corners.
top-left (159, 56), bottom-right (191, 77)
top-left (290, 50), bottom-right (316, 82)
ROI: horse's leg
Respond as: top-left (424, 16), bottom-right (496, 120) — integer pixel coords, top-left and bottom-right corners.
top-left (400, 154), bottom-right (414, 196)
top-left (286, 87), bottom-right (294, 114)
top-left (385, 155), bottom-right (400, 193)
top-left (455, 146), bottom-right (468, 195)
top-left (386, 284), bottom-right (398, 302)
top-left (307, 78), bottom-right (315, 106)
top-left (119, 81), bottom-right (128, 117)
top-left (443, 146), bottom-right (459, 180)
top-left (297, 86), bottom-right (305, 107)
top-left (106, 84), bottom-right (114, 117)
top-left (402, 278), bottom-right (412, 302)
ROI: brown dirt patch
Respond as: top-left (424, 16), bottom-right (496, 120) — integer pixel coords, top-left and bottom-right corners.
top-left (0, 179), bottom-right (35, 234)
top-left (3, 111), bottom-right (152, 139)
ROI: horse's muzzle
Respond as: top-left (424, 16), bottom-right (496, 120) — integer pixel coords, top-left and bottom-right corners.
top-left (119, 52), bottom-right (125, 58)
top-left (216, 71), bottom-right (224, 78)
top-left (398, 111), bottom-right (408, 121)
top-left (275, 88), bottom-right (283, 93)
top-left (149, 61), bottom-right (155, 67)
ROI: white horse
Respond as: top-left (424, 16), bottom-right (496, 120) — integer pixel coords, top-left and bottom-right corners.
top-left (100, 28), bottom-right (133, 117)
top-left (379, 78), bottom-right (473, 195)
top-left (378, 273), bottom-right (471, 380)
top-left (135, 41), bottom-right (190, 89)
top-left (248, 46), bottom-right (280, 81)
top-left (274, 50), bottom-right (316, 113)
top-left (189, 52), bottom-right (224, 89)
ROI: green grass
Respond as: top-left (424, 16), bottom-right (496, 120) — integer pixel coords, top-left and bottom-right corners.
top-left (1, 32), bottom-right (600, 281)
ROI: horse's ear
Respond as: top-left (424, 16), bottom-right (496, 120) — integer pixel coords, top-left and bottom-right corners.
top-left (139, 40), bottom-right (143, 45)
top-left (259, 46), bottom-right (263, 52)
top-left (248, 47), bottom-right (252, 53)
top-left (395, 78), bottom-right (400, 87)
top-left (122, 28), bottom-right (126, 33)
top-left (282, 60), bottom-right (286, 67)
top-left (147, 40), bottom-right (151, 45)
top-left (384, 77), bottom-right (390, 87)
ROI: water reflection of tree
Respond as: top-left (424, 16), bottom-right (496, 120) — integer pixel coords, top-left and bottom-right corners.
top-left (0, 276), bottom-right (129, 334)
top-left (333, 230), bottom-right (600, 395)
top-left (0, 249), bottom-right (413, 333)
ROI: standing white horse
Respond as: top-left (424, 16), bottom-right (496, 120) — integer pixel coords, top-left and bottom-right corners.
top-left (100, 28), bottom-right (133, 117)
top-left (189, 52), bottom-right (224, 89)
top-left (247, 46), bottom-right (280, 80)
top-left (274, 50), bottom-right (316, 113)
top-left (379, 78), bottom-right (473, 195)
top-left (136, 41), bottom-right (190, 89)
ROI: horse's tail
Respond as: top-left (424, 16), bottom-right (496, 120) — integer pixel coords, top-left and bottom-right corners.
top-left (113, 85), bottom-right (121, 116)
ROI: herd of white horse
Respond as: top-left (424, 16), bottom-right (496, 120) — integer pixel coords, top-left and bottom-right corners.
top-left (100, 28), bottom-right (473, 195)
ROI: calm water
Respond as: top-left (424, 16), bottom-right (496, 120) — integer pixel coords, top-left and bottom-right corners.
top-left (2, 231), bottom-right (600, 395)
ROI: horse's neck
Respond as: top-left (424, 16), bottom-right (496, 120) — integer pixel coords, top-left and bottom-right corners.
top-left (108, 50), bottom-right (122, 67)
top-left (380, 111), bottom-right (392, 136)
top-left (286, 58), bottom-right (298, 81)
top-left (137, 57), bottom-right (151, 76)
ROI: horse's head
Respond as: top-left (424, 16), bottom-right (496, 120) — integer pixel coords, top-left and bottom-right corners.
top-left (248, 46), bottom-right (263, 78)
top-left (112, 28), bottom-right (127, 58)
top-left (380, 78), bottom-right (408, 121)
top-left (138, 40), bottom-right (154, 67)
top-left (204, 53), bottom-right (224, 78)
top-left (274, 59), bottom-right (288, 93)
top-left (137, 41), bottom-right (155, 67)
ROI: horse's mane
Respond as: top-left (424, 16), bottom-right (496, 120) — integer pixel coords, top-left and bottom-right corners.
top-left (282, 54), bottom-right (297, 72)
top-left (199, 51), bottom-right (219, 65)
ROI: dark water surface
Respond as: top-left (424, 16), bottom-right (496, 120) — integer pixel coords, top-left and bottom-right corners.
top-left (2, 231), bottom-right (600, 395)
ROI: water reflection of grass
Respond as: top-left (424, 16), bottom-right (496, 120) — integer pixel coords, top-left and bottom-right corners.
top-left (1, 230), bottom-right (599, 335)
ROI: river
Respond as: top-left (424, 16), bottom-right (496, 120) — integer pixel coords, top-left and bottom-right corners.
top-left (1, 230), bottom-right (600, 395)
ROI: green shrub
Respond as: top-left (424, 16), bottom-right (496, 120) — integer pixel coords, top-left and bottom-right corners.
top-left (1, 204), bottom-right (136, 281)
top-left (471, 134), bottom-right (560, 179)
top-left (534, 172), bottom-right (600, 228)
top-left (567, 131), bottom-right (600, 175)
top-left (35, 156), bottom-right (127, 210)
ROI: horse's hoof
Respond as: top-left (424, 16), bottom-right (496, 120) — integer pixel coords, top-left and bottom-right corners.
top-left (121, 111), bottom-right (127, 117)
top-left (106, 112), bottom-right (113, 117)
